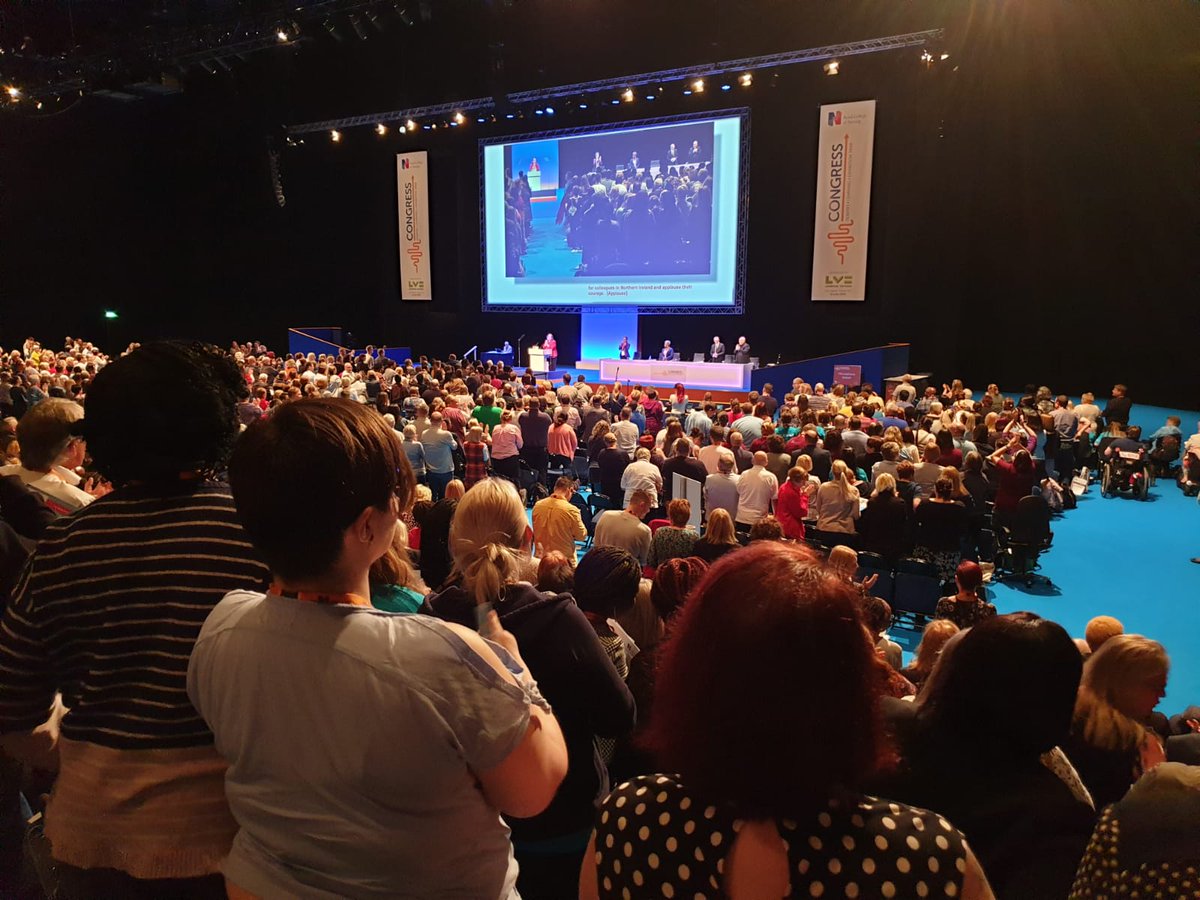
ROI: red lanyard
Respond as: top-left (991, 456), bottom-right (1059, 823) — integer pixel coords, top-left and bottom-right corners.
top-left (268, 585), bottom-right (371, 607)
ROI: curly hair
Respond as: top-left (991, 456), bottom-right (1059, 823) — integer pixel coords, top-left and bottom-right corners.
top-left (80, 341), bottom-right (246, 485)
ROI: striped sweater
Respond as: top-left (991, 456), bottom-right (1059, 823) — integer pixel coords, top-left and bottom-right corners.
top-left (0, 481), bottom-right (269, 878)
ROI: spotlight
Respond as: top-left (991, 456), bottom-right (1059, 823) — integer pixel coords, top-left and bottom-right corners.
top-left (330, 129), bottom-right (342, 142)
top-left (350, 14), bottom-right (368, 40)
top-left (691, 79), bottom-right (705, 93)
top-left (200, 60), bottom-right (217, 75)
top-left (682, 89), bottom-right (692, 96)
top-left (406, 118), bottom-right (416, 131)
top-left (505, 113), bottom-right (515, 119)
top-left (397, 5), bottom-right (414, 26)
top-left (276, 29), bottom-right (290, 43)
top-left (610, 99), bottom-right (620, 105)
top-left (324, 19), bottom-right (344, 41)
top-left (477, 116), bottom-right (486, 123)
top-left (6, 86), bottom-right (20, 100)
top-left (423, 124), bottom-right (431, 130)
top-left (940, 53), bottom-right (950, 60)
top-left (578, 102), bottom-right (588, 109)
top-left (739, 72), bottom-right (752, 87)
top-left (544, 106), bottom-right (553, 115)
top-left (454, 111), bottom-right (466, 124)
top-left (36, 100), bottom-right (43, 109)
top-left (720, 84), bottom-right (731, 91)
top-left (920, 50), bottom-right (933, 64)
top-left (823, 61), bottom-right (839, 76)
top-left (366, 10), bottom-right (384, 32)
top-left (215, 57), bottom-right (232, 72)
top-left (376, 123), bottom-right (388, 135)
top-left (622, 88), bottom-right (634, 102)
top-left (535, 109), bottom-right (543, 115)
top-left (645, 95), bottom-right (655, 101)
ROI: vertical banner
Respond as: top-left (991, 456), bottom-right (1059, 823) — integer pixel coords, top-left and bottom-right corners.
top-left (811, 100), bottom-right (876, 302)
top-left (396, 151), bottom-right (432, 301)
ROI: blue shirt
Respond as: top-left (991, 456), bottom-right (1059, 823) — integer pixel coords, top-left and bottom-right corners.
top-left (422, 428), bottom-right (458, 475)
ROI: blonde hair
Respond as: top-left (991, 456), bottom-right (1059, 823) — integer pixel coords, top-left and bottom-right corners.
top-left (909, 619), bottom-right (959, 680)
top-left (449, 478), bottom-right (528, 607)
top-left (826, 544), bottom-right (858, 580)
top-left (794, 454), bottom-right (813, 476)
top-left (703, 507), bottom-right (737, 546)
top-left (370, 520), bottom-right (427, 593)
top-left (941, 466), bottom-right (969, 498)
top-left (616, 578), bottom-right (661, 653)
top-left (872, 473), bottom-right (897, 497)
top-left (829, 459), bottom-right (858, 503)
top-left (1073, 634), bottom-right (1169, 753)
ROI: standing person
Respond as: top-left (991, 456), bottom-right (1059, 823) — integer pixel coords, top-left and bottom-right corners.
top-left (813, 459), bottom-right (861, 539)
top-left (191, 400), bottom-right (567, 899)
top-left (646, 499), bottom-right (699, 567)
top-left (519, 397), bottom-right (552, 484)
top-left (401, 424), bottom-right (426, 484)
top-left (707, 335), bottom-right (726, 363)
top-left (489, 408), bottom-right (523, 485)
top-left (546, 410), bottom-right (578, 462)
top-left (593, 489), bottom-right (653, 564)
top-left (620, 447), bottom-right (663, 509)
top-left (0, 342), bottom-right (271, 898)
top-left (617, 336), bottom-right (631, 360)
top-left (461, 423), bottom-right (491, 490)
top-left (1101, 383), bottom-right (1131, 427)
top-left (732, 335), bottom-right (751, 364)
top-left (541, 333), bottom-right (558, 371)
top-left (610, 407), bottom-right (639, 460)
top-left (734, 451), bottom-right (779, 533)
top-left (704, 450), bottom-right (741, 523)
top-left (775, 466), bottom-right (811, 541)
top-left (424, 479), bottom-right (634, 898)
top-left (421, 411), bottom-right (458, 501)
top-left (532, 476), bottom-right (587, 562)
top-left (581, 542), bottom-right (992, 900)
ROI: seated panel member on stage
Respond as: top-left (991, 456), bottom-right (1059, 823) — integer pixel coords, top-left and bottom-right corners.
top-left (542, 333), bottom-right (557, 371)
top-left (658, 341), bottom-right (676, 362)
top-left (732, 335), bottom-right (751, 365)
top-left (618, 336), bottom-right (632, 360)
top-left (708, 335), bottom-right (726, 363)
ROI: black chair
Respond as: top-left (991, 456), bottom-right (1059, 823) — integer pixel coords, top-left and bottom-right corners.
top-left (516, 458), bottom-right (539, 495)
top-left (892, 570), bottom-right (942, 626)
top-left (856, 551), bottom-right (894, 604)
top-left (546, 453), bottom-right (571, 486)
top-left (587, 463), bottom-right (602, 492)
top-left (996, 495), bottom-right (1053, 587)
top-left (587, 494), bottom-right (616, 541)
top-left (572, 449), bottom-right (591, 485)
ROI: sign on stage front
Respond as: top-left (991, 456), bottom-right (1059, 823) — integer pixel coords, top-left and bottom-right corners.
top-left (397, 151), bottom-right (433, 301)
top-left (811, 100), bottom-right (876, 302)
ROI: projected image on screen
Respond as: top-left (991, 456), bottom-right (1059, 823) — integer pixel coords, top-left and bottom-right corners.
top-left (501, 121), bottom-right (715, 279)
top-left (481, 110), bottom-right (746, 312)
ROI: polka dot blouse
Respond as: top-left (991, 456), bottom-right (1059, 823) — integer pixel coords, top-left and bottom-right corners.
top-left (1070, 806), bottom-right (1199, 897)
top-left (594, 774), bottom-right (970, 898)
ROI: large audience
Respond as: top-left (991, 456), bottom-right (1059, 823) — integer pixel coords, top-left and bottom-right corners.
top-left (1, 336), bottom-right (1199, 899)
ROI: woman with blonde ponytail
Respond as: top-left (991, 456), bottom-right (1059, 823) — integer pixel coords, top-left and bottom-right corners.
top-left (813, 459), bottom-right (862, 539)
top-left (423, 478), bottom-right (636, 897)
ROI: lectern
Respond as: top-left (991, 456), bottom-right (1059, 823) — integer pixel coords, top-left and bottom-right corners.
top-left (528, 347), bottom-right (547, 376)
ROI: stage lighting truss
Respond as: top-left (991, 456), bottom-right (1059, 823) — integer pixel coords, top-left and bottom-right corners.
top-left (283, 29), bottom-right (943, 137)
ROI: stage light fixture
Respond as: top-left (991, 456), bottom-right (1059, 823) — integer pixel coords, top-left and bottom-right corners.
top-left (376, 123), bottom-right (388, 135)
top-left (823, 61), bottom-right (839, 75)
top-left (397, 5), bottom-right (414, 26)
top-left (691, 79), bottom-right (705, 93)
top-left (330, 129), bottom-right (342, 142)
top-left (645, 94), bottom-right (655, 101)
top-left (940, 53), bottom-right (950, 60)
top-left (739, 72), bottom-right (752, 87)
top-left (35, 100), bottom-right (42, 109)
top-left (104, 310), bottom-right (119, 320)
top-left (622, 88), bottom-right (634, 102)
top-left (200, 60), bottom-right (217, 75)
top-left (682, 89), bottom-right (692, 96)
top-left (277, 30), bottom-right (290, 42)
top-left (350, 14), bottom-right (368, 40)
top-left (544, 106), bottom-right (553, 115)
top-left (366, 10), bottom-right (384, 32)
top-left (324, 19), bottom-right (344, 41)
top-left (406, 118), bottom-right (417, 131)
top-left (720, 83), bottom-right (731, 91)
top-left (578, 102), bottom-right (588, 109)
top-left (477, 116), bottom-right (486, 123)
top-left (454, 111), bottom-right (466, 124)
top-left (920, 50), bottom-right (933, 63)
top-left (506, 112), bottom-right (515, 119)
top-left (610, 99), bottom-right (620, 105)
top-left (535, 109), bottom-right (543, 115)
top-left (6, 86), bottom-right (20, 100)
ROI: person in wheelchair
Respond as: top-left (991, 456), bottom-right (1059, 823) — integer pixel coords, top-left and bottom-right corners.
top-left (1102, 425), bottom-right (1150, 497)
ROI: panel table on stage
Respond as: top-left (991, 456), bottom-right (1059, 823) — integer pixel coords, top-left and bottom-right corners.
top-left (598, 358), bottom-right (751, 391)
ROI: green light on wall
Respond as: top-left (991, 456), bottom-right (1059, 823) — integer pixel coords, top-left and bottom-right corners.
top-left (104, 310), bottom-right (119, 319)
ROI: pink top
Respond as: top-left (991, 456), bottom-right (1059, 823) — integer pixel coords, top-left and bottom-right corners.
top-left (547, 423), bottom-right (578, 459)
top-left (490, 423), bottom-right (524, 460)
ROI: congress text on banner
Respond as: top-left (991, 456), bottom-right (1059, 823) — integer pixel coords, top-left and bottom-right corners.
top-left (811, 100), bottom-right (876, 302)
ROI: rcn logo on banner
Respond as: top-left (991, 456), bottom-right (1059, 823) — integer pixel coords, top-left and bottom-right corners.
top-left (827, 111), bottom-right (843, 126)
top-left (401, 159), bottom-right (411, 169)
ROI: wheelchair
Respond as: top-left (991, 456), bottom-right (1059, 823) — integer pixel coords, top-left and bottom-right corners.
top-left (1100, 449), bottom-right (1151, 500)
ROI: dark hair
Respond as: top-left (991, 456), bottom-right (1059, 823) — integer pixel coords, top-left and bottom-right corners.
top-left (748, 515), bottom-right (784, 542)
top-left (81, 341), bottom-right (246, 485)
top-left (644, 543), bottom-right (886, 816)
top-left (573, 546), bottom-right (642, 619)
top-left (935, 429), bottom-right (954, 453)
top-left (934, 477), bottom-right (954, 500)
top-left (229, 398), bottom-right (412, 580)
top-left (917, 613), bottom-right (1081, 760)
top-left (649, 556), bottom-right (709, 621)
top-left (1012, 449), bottom-right (1034, 475)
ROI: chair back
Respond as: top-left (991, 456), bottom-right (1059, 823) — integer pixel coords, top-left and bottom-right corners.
top-left (892, 572), bottom-right (942, 620)
top-left (896, 556), bottom-right (939, 578)
top-left (588, 493), bottom-right (615, 518)
top-left (648, 518), bottom-right (670, 534)
top-left (572, 455), bottom-right (591, 482)
top-left (1009, 495), bottom-right (1052, 545)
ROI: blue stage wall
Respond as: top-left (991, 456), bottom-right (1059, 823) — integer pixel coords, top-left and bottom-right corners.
top-left (750, 344), bottom-right (910, 395)
top-left (580, 309), bottom-right (640, 361)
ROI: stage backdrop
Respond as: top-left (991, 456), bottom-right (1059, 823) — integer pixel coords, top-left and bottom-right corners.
top-left (811, 100), bottom-right (876, 302)
top-left (397, 151), bottom-right (433, 301)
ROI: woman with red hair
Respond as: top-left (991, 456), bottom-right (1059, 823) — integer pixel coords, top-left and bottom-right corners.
top-left (581, 542), bottom-right (994, 899)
